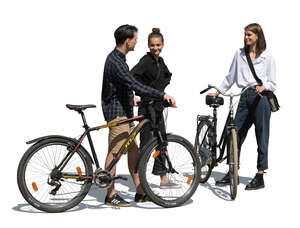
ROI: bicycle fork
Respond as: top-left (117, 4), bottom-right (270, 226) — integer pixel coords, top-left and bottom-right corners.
top-left (155, 131), bottom-right (178, 174)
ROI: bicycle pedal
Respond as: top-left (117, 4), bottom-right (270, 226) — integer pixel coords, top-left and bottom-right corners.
top-left (114, 176), bottom-right (128, 181)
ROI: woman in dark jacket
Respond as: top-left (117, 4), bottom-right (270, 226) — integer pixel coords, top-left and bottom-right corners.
top-left (131, 28), bottom-right (180, 189)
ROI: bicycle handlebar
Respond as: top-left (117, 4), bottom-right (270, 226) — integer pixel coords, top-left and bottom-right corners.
top-left (201, 84), bottom-right (261, 98)
top-left (200, 87), bottom-right (211, 94)
top-left (137, 99), bottom-right (170, 127)
top-left (137, 99), bottom-right (172, 108)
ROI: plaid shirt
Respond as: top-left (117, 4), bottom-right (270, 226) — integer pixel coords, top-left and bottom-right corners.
top-left (101, 48), bottom-right (164, 122)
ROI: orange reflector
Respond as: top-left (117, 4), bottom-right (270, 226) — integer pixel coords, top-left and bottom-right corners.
top-left (32, 182), bottom-right (38, 192)
top-left (76, 167), bottom-right (82, 176)
top-left (187, 176), bottom-right (192, 185)
top-left (153, 150), bottom-right (160, 159)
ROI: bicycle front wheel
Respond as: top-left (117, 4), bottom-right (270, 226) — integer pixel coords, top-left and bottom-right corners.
top-left (228, 129), bottom-right (238, 200)
top-left (138, 134), bottom-right (201, 208)
top-left (17, 137), bottom-right (93, 212)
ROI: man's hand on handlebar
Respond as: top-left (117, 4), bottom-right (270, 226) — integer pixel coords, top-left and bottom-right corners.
top-left (133, 96), bottom-right (140, 107)
top-left (163, 93), bottom-right (177, 108)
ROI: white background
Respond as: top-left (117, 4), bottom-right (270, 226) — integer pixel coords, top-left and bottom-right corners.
top-left (0, 0), bottom-right (299, 227)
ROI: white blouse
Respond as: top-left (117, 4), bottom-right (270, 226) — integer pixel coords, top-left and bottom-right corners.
top-left (219, 48), bottom-right (277, 93)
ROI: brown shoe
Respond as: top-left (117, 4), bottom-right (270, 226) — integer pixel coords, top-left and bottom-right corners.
top-left (134, 193), bottom-right (151, 203)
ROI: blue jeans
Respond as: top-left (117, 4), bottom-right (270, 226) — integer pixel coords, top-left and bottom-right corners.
top-left (234, 88), bottom-right (271, 170)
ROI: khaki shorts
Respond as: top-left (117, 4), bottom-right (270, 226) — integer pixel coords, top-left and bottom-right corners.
top-left (108, 116), bottom-right (138, 154)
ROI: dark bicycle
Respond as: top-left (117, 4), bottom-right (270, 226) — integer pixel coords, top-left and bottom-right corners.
top-left (17, 100), bottom-right (201, 212)
top-left (194, 84), bottom-right (253, 200)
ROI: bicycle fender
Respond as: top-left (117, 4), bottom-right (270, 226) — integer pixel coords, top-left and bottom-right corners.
top-left (26, 135), bottom-right (68, 144)
top-left (26, 135), bottom-right (94, 164)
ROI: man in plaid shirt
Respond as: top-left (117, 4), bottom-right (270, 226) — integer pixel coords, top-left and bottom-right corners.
top-left (101, 24), bottom-right (176, 207)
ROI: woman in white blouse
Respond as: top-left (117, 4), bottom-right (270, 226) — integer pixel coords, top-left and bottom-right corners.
top-left (209, 23), bottom-right (276, 190)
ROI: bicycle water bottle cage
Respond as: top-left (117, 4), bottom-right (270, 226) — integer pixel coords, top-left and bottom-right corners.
top-left (205, 96), bottom-right (224, 107)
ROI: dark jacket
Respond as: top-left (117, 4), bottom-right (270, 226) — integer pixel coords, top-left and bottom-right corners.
top-left (131, 53), bottom-right (172, 174)
top-left (131, 52), bottom-right (172, 97)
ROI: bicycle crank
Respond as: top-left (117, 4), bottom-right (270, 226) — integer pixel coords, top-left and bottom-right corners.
top-left (93, 168), bottom-right (128, 189)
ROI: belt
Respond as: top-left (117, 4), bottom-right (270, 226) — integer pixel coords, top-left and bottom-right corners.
top-left (244, 85), bottom-right (259, 91)
top-left (242, 86), bottom-right (255, 92)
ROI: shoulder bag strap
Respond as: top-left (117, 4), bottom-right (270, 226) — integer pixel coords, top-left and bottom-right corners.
top-left (245, 49), bottom-right (262, 86)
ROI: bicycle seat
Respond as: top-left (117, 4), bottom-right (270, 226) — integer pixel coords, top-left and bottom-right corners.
top-left (205, 96), bottom-right (224, 107)
top-left (66, 104), bottom-right (96, 112)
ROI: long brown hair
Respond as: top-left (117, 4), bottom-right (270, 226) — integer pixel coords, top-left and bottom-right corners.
top-left (244, 23), bottom-right (266, 57)
top-left (148, 28), bottom-right (164, 46)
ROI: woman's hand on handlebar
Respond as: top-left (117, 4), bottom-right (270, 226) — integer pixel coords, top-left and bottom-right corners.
top-left (163, 93), bottom-right (177, 108)
top-left (207, 91), bottom-right (220, 97)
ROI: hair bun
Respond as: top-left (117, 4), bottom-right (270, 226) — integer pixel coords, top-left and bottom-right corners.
top-left (152, 28), bottom-right (160, 33)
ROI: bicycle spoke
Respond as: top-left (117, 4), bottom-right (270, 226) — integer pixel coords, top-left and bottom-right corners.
top-left (18, 139), bottom-right (92, 212)
top-left (145, 141), bottom-right (196, 201)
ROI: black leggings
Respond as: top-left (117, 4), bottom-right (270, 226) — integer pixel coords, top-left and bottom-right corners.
top-left (139, 109), bottom-right (167, 176)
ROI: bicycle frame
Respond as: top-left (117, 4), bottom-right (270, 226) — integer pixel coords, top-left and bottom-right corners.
top-left (198, 110), bottom-right (233, 163)
top-left (198, 84), bottom-right (254, 164)
top-left (215, 109), bottom-right (236, 163)
top-left (56, 112), bottom-right (149, 176)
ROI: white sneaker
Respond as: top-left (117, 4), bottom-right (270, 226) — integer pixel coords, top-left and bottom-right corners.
top-left (160, 181), bottom-right (182, 189)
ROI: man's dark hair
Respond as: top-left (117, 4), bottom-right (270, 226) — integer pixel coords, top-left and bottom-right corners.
top-left (114, 24), bottom-right (138, 46)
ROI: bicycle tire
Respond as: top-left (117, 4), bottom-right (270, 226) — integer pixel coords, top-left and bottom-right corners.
top-left (138, 134), bottom-right (201, 208)
top-left (228, 129), bottom-right (238, 200)
top-left (17, 136), bottom-right (93, 213)
top-left (195, 120), bottom-right (214, 183)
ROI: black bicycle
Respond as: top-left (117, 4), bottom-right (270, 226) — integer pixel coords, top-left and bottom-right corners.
top-left (194, 84), bottom-right (252, 200)
top-left (17, 100), bottom-right (201, 212)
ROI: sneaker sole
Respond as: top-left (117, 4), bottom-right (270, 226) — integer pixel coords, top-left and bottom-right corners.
top-left (135, 199), bottom-right (151, 203)
top-left (105, 202), bottom-right (131, 207)
top-left (245, 185), bottom-right (265, 191)
top-left (160, 186), bottom-right (182, 189)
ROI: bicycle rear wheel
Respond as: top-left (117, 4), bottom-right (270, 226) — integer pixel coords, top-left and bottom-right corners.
top-left (228, 129), bottom-right (238, 200)
top-left (17, 137), bottom-right (93, 212)
top-left (138, 134), bottom-right (201, 208)
top-left (195, 120), bottom-right (214, 183)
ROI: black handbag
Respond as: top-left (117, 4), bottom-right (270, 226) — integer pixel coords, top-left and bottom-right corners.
top-left (245, 50), bottom-right (280, 112)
